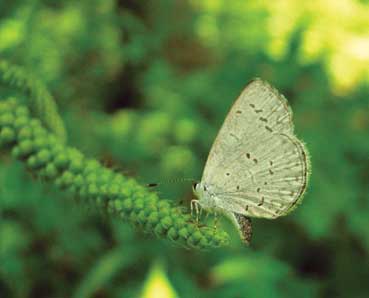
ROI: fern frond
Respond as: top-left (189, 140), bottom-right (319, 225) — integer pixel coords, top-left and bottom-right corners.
top-left (0, 98), bottom-right (229, 249)
top-left (0, 60), bottom-right (67, 142)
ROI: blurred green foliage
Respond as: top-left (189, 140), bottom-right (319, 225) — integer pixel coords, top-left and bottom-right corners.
top-left (1, 0), bottom-right (369, 297)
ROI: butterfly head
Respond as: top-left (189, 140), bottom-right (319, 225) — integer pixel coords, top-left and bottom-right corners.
top-left (192, 181), bottom-right (209, 199)
top-left (192, 181), bottom-right (218, 211)
top-left (192, 181), bottom-right (205, 191)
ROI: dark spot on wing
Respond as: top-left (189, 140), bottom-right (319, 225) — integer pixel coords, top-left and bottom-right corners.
top-left (259, 117), bottom-right (268, 122)
top-left (269, 169), bottom-right (274, 175)
top-left (236, 110), bottom-right (242, 114)
top-left (253, 158), bottom-right (258, 164)
top-left (265, 126), bottom-right (273, 132)
top-left (245, 205), bottom-right (249, 211)
top-left (237, 185), bottom-right (240, 190)
top-left (257, 197), bottom-right (265, 206)
top-left (264, 181), bottom-right (268, 185)
top-left (249, 103), bottom-right (255, 108)
top-left (257, 187), bottom-right (260, 193)
top-left (226, 173), bottom-right (230, 176)
top-left (270, 161), bottom-right (273, 166)
top-left (246, 153), bottom-right (250, 159)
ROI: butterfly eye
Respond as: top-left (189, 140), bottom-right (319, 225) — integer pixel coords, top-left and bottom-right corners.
top-left (192, 183), bottom-right (198, 190)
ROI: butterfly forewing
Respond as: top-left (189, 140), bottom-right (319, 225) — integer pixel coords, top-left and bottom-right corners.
top-left (201, 79), bottom-right (309, 218)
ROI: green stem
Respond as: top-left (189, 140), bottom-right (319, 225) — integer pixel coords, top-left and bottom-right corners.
top-left (0, 98), bottom-right (229, 249)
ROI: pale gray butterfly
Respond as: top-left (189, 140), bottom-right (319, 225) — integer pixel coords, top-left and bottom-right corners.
top-left (192, 79), bottom-right (310, 244)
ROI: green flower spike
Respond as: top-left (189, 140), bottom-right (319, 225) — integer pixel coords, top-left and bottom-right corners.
top-left (0, 98), bottom-right (229, 249)
top-left (0, 60), bottom-right (67, 142)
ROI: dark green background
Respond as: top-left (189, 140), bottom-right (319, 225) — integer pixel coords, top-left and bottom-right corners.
top-left (1, 1), bottom-right (368, 297)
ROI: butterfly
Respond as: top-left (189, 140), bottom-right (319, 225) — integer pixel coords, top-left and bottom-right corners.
top-left (192, 79), bottom-right (310, 244)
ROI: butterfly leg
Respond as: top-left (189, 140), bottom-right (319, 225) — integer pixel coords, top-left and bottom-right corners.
top-left (213, 212), bottom-right (219, 230)
top-left (190, 199), bottom-right (200, 223)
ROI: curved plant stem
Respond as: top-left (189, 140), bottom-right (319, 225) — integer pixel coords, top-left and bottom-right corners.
top-left (0, 98), bottom-right (229, 249)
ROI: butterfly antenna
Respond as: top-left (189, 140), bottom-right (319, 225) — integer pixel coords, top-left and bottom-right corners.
top-left (146, 178), bottom-right (196, 188)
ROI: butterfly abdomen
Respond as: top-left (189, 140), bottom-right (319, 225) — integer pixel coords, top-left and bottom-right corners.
top-left (233, 213), bottom-right (252, 245)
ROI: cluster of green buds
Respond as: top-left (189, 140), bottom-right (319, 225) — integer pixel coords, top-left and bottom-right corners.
top-left (0, 98), bottom-right (229, 249)
top-left (0, 60), bottom-right (66, 142)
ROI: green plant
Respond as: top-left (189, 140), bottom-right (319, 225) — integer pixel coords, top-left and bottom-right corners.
top-left (0, 61), bottom-right (229, 250)
top-left (0, 60), bottom-right (66, 142)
